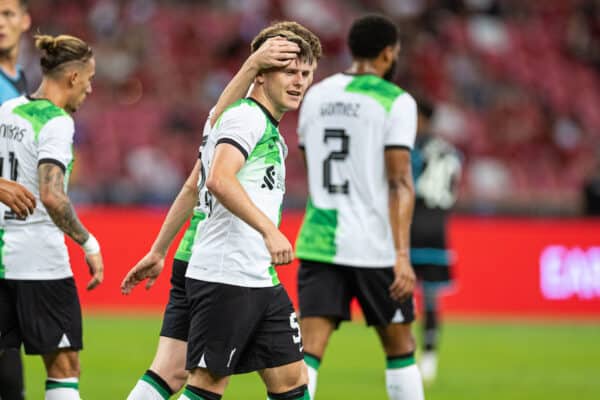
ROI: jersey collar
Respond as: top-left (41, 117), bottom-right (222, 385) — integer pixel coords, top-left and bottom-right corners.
top-left (247, 97), bottom-right (279, 127)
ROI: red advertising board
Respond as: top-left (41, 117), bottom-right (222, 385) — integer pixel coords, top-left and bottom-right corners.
top-left (67, 209), bottom-right (600, 318)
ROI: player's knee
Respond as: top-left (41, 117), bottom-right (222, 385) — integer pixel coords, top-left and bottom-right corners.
top-left (381, 325), bottom-right (416, 356)
top-left (45, 351), bottom-right (81, 378)
top-left (168, 368), bottom-right (189, 392)
top-left (151, 365), bottom-right (188, 392)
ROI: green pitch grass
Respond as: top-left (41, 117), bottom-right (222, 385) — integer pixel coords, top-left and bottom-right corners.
top-left (23, 314), bottom-right (600, 399)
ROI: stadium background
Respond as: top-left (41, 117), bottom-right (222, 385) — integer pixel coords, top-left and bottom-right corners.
top-left (14, 0), bottom-right (600, 398)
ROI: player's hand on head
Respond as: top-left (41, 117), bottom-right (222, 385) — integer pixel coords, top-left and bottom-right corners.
top-left (120, 251), bottom-right (165, 294)
top-left (264, 228), bottom-right (294, 265)
top-left (252, 36), bottom-right (300, 70)
top-left (0, 179), bottom-right (36, 219)
top-left (85, 251), bottom-right (104, 291)
top-left (390, 255), bottom-right (416, 301)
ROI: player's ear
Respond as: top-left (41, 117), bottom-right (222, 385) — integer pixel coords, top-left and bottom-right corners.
top-left (67, 69), bottom-right (80, 88)
top-left (255, 72), bottom-right (266, 85)
top-left (20, 10), bottom-right (31, 31)
top-left (381, 45), bottom-right (395, 64)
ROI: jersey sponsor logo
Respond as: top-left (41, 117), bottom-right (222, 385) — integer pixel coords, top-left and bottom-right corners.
top-left (261, 165), bottom-right (284, 191)
top-left (540, 245), bottom-right (600, 300)
top-left (0, 124), bottom-right (25, 142)
top-left (320, 102), bottom-right (360, 118)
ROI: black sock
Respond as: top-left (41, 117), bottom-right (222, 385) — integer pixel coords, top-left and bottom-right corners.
top-left (0, 348), bottom-right (25, 400)
top-left (424, 310), bottom-right (438, 351)
top-left (183, 385), bottom-right (222, 400)
top-left (268, 384), bottom-right (309, 399)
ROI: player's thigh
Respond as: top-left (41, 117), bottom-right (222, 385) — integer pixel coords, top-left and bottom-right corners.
top-left (150, 336), bottom-right (188, 388)
top-left (298, 260), bottom-right (353, 323)
top-left (42, 349), bottom-right (80, 378)
top-left (258, 360), bottom-right (307, 394)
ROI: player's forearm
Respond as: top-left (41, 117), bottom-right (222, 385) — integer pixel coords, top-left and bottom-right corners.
top-left (388, 177), bottom-right (415, 257)
top-left (151, 160), bottom-right (201, 255)
top-left (150, 183), bottom-right (197, 256)
top-left (207, 174), bottom-right (276, 237)
top-left (39, 164), bottom-right (89, 245)
top-left (210, 60), bottom-right (260, 127)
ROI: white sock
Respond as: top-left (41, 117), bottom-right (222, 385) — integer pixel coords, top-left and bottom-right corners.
top-left (307, 363), bottom-right (318, 399)
top-left (45, 377), bottom-right (80, 400)
top-left (304, 354), bottom-right (321, 399)
top-left (385, 365), bottom-right (425, 400)
top-left (128, 378), bottom-right (171, 400)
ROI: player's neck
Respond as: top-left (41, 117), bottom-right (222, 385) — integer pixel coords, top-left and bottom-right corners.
top-left (249, 86), bottom-right (283, 121)
top-left (0, 48), bottom-right (19, 77)
top-left (31, 80), bottom-right (69, 110)
top-left (346, 60), bottom-right (384, 78)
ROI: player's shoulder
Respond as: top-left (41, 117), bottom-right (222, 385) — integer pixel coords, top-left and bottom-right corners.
top-left (12, 98), bottom-right (72, 130)
top-left (216, 98), bottom-right (267, 131)
top-left (344, 74), bottom-right (414, 113)
top-left (1, 95), bottom-right (27, 112)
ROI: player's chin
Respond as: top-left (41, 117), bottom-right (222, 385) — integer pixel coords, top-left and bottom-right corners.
top-left (284, 95), bottom-right (303, 110)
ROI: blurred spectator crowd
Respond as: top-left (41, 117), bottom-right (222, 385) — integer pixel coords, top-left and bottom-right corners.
top-left (19, 0), bottom-right (600, 214)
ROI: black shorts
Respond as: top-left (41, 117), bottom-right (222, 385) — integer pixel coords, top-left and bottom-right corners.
top-left (185, 279), bottom-right (303, 376)
top-left (413, 263), bottom-right (451, 283)
top-left (159, 259), bottom-right (189, 341)
top-left (0, 278), bottom-right (82, 355)
top-left (298, 260), bottom-right (415, 327)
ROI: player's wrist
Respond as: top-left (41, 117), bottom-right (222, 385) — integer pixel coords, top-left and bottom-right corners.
top-left (82, 233), bottom-right (100, 255)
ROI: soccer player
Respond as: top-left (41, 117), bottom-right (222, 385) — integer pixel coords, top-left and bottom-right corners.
top-left (0, 1), bottom-right (34, 398)
top-left (0, 34), bottom-right (104, 400)
top-left (410, 101), bottom-right (462, 383)
top-left (121, 31), bottom-right (313, 400)
top-left (295, 15), bottom-right (425, 399)
top-left (180, 26), bottom-right (318, 400)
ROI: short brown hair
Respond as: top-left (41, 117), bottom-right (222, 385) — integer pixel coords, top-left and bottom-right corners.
top-left (35, 34), bottom-right (93, 75)
top-left (256, 21), bottom-right (322, 61)
top-left (251, 21), bottom-right (322, 65)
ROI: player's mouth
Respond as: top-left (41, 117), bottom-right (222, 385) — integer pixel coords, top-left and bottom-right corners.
top-left (286, 90), bottom-right (302, 99)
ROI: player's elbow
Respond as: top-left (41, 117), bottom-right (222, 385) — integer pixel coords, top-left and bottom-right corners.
top-left (206, 174), bottom-right (227, 198)
top-left (388, 176), bottom-right (414, 195)
top-left (40, 189), bottom-right (63, 212)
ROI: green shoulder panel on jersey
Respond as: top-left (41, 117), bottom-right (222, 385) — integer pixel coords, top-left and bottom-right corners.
top-left (295, 197), bottom-right (338, 263)
top-left (247, 120), bottom-right (281, 166)
top-left (12, 99), bottom-right (69, 141)
top-left (345, 75), bottom-right (405, 113)
top-left (174, 210), bottom-right (206, 262)
top-left (215, 98), bottom-right (255, 129)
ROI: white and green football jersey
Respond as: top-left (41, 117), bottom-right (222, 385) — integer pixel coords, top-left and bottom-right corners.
top-left (295, 73), bottom-right (417, 267)
top-left (0, 96), bottom-right (75, 280)
top-left (187, 98), bottom-right (287, 287)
